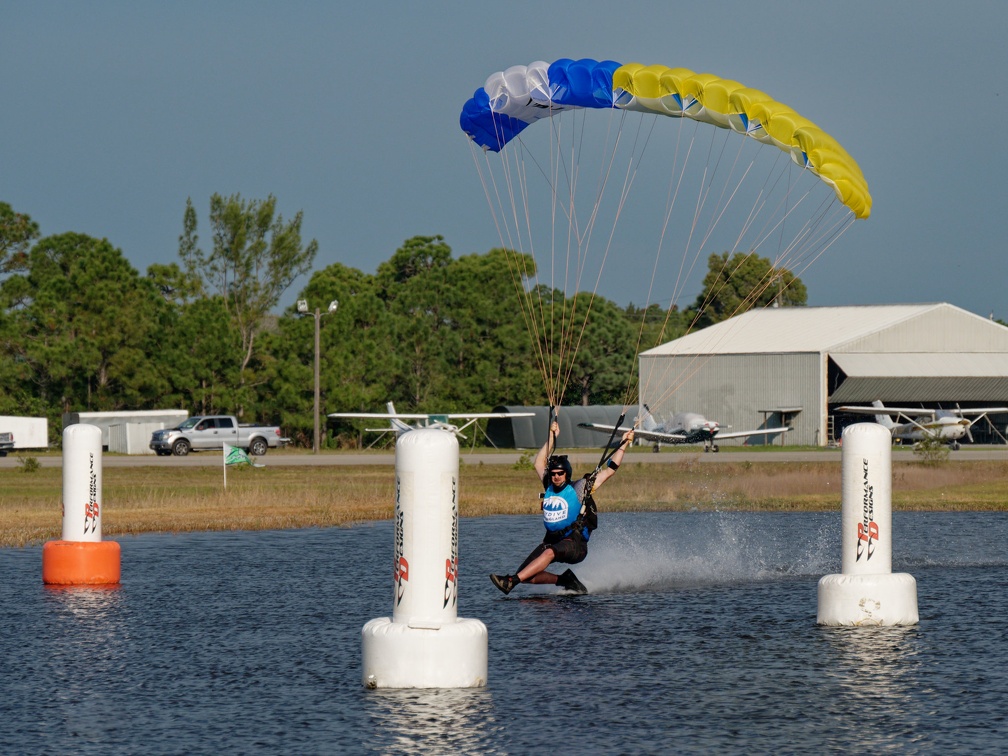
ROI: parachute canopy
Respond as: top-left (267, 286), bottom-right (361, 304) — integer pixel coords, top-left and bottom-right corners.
top-left (460, 58), bottom-right (870, 219)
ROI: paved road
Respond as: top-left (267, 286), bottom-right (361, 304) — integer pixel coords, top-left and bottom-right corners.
top-left (4, 446), bottom-right (1007, 469)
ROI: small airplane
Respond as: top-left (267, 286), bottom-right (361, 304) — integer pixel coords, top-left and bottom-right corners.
top-left (836, 400), bottom-right (1008, 450)
top-left (578, 405), bottom-right (791, 453)
top-left (328, 402), bottom-right (534, 443)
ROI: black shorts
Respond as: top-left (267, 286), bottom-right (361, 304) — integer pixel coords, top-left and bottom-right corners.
top-left (543, 529), bottom-right (588, 565)
top-left (517, 530), bottom-right (589, 573)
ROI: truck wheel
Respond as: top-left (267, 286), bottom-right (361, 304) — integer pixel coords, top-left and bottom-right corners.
top-left (249, 438), bottom-right (268, 456)
top-left (172, 439), bottom-right (191, 457)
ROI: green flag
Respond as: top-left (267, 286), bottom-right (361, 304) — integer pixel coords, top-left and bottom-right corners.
top-left (224, 442), bottom-right (252, 466)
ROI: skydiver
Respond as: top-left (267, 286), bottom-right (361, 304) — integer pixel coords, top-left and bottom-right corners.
top-left (490, 418), bottom-right (634, 595)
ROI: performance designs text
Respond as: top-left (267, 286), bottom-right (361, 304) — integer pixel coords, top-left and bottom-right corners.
top-left (857, 457), bottom-right (879, 561)
top-left (394, 477), bottom-right (408, 606)
top-left (84, 452), bottom-right (99, 535)
top-left (444, 476), bottom-right (458, 609)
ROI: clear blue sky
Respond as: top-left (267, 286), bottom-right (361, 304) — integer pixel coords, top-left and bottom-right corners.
top-left (3, 1), bottom-right (1006, 320)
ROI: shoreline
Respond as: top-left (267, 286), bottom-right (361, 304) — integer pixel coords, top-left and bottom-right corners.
top-left (2, 456), bottom-right (1007, 548)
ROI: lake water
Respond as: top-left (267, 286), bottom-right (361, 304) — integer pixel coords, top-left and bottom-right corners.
top-left (2, 511), bottom-right (1007, 754)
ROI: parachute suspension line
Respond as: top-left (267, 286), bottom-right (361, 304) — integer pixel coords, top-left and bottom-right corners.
top-left (557, 108), bottom-right (646, 410)
top-left (515, 105), bottom-right (583, 406)
top-left (469, 138), bottom-right (557, 406)
top-left (555, 105), bottom-right (591, 407)
top-left (580, 110), bottom-right (667, 410)
top-left (641, 116), bottom-right (700, 369)
top-left (781, 205), bottom-right (858, 285)
top-left (669, 135), bottom-right (761, 337)
top-left (633, 119), bottom-right (754, 410)
top-left (635, 122), bottom-right (728, 408)
top-left (539, 105), bottom-right (634, 408)
top-left (495, 118), bottom-right (577, 407)
top-left (674, 138), bottom-right (810, 330)
top-left (743, 168), bottom-right (847, 282)
top-left (607, 113), bottom-right (667, 410)
top-left (640, 140), bottom-right (863, 411)
top-left (647, 211), bottom-right (854, 408)
top-left (645, 211), bottom-right (860, 410)
top-left (557, 107), bottom-right (588, 403)
top-left (559, 109), bottom-right (644, 394)
top-left (513, 134), bottom-right (564, 406)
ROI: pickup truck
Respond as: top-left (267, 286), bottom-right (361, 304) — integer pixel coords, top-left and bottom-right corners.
top-left (149, 415), bottom-right (289, 457)
top-left (0, 431), bottom-right (13, 457)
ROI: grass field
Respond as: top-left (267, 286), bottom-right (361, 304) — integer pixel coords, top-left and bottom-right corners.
top-left (3, 457), bottom-right (1007, 548)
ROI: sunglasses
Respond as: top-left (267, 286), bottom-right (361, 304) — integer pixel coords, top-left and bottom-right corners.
top-left (550, 471), bottom-right (566, 477)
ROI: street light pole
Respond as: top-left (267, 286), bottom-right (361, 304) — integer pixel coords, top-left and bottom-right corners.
top-left (313, 307), bottom-right (321, 454)
top-left (298, 298), bottom-right (338, 454)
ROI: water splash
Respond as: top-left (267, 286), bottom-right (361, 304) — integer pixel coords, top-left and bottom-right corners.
top-left (574, 511), bottom-right (839, 594)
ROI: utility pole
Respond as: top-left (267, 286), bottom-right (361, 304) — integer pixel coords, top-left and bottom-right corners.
top-left (298, 299), bottom-right (339, 454)
top-left (313, 307), bottom-right (321, 454)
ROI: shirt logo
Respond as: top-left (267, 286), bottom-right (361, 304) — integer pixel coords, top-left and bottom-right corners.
top-left (543, 495), bottom-right (569, 523)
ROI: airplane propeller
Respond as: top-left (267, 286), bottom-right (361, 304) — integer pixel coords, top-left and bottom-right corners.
top-left (956, 403), bottom-right (975, 442)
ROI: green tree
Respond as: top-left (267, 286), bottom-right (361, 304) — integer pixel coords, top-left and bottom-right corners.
top-left (0, 203), bottom-right (40, 413)
top-left (270, 239), bottom-right (546, 447)
top-left (157, 296), bottom-right (246, 415)
top-left (376, 234), bottom-right (452, 288)
top-left (0, 202), bottom-right (39, 272)
top-left (263, 262), bottom-right (395, 447)
top-left (437, 248), bottom-right (540, 408)
top-left (146, 261), bottom-right (203, 306)
top-left (178, 194), bottom-right (318, 400)
top-left (560, 293), bottom-right (637, 406)
top-left (374, 236), bottom-right (461, 409)
top-left (687, 251), bottom-right (807, 329)
top-left (625, 301), bottom-right (683, 352)
top-left (0, 233), bottom-right (166, 420)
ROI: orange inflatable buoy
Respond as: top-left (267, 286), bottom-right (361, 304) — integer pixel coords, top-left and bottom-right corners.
top-left (42, 540), bottom-right (121, 585)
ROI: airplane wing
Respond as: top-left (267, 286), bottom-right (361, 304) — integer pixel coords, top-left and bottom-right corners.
top-left (713, 426), bottom-right (792, 440)
top-left (633, 427), bottom-right (690, 444)
top-left (329, 409), bottom-right (536, 439)
top-left (837, 405), bottom-right (1008, 421)
top-left (440, 411), bottom-right (535, 434)
top-left (328, 411), bottom-right (534, 420)
top-left (444, 412), bottom-right (535, 419)
top-left (836, 405), bottom-right (938, 419)
top-left (328, 412), bottom-right (427, 420)
top-left (578, 422), bottom-right (689, 444)
top-left (950, 407), bottom-right (1008, 415)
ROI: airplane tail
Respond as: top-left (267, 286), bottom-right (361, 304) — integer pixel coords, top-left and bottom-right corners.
top-left (638, 404), bottom-right (659, 432)
top-left (385, 402), bottom-right (412, 434)
top-left (871, 400), bottom-right (895, 430)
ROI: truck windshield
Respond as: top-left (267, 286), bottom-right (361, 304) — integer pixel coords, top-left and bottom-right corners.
top-left (178, 418), bottom-right (199, 430)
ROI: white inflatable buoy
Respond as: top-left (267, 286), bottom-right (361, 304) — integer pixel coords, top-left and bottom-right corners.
top-left (361, 428), bottom-right (488, 688)
top-left (817, 422), bottom-right (918, 626)
top-left (42, 423), bottom-right (121, 585)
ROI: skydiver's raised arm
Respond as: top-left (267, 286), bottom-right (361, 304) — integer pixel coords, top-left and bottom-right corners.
top-left (534, 420), bottom-right (559, 480)
top-left (590, 427), bottom-right (635, 491)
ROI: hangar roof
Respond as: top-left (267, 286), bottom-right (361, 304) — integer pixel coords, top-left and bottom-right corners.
top-left (642, 303), bottom-right (1008, 356)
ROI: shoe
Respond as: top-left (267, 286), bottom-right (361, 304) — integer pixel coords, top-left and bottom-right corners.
top-left (490, 574), bottom-right (518, 595)
top-left (556, 569), bottom-right (587, 594)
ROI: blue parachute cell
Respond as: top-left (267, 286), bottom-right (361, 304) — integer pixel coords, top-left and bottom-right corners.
top-left (459, 88), bottom-right (531, 152)
top-left (546, 58), bottom-right (622, 108)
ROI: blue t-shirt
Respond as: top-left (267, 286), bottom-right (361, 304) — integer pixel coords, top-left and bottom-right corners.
top-left (542, 478), bottom-right (587, 533)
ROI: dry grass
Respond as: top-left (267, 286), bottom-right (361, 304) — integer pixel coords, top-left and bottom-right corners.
top-left (2, 457), bottom-right (1007, 548)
